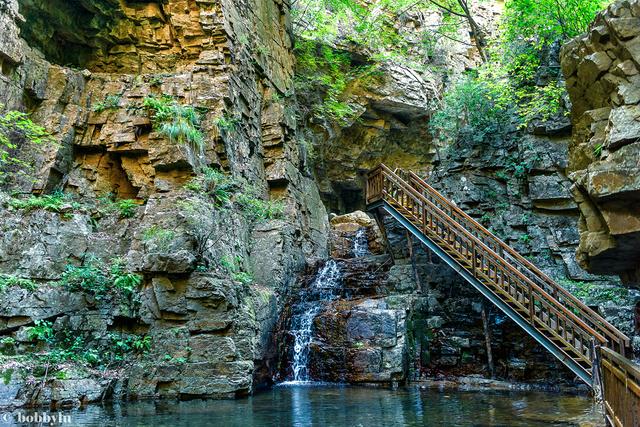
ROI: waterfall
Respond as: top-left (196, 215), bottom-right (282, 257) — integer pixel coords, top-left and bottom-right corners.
top-left (289, 260), bottom-right (342, 382)
top-left (352, 227), bottom-right (369, 257)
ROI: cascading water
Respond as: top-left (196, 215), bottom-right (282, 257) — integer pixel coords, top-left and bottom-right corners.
top-left (352, 227), bottom-right (369, 257)
top-left (288, 260), bottom-right (343, 382)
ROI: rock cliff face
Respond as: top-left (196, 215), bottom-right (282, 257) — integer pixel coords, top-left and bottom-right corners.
top-left (298, 0), bottom-right (640, 371)
top-left (0, 0), bottom-right (328, 405)
top-left (304, 3), bottom-right (502, 213)
top-left (2, 0), bottom-right (638, 406)
top-left (561, 0), bottom-right (640, 283)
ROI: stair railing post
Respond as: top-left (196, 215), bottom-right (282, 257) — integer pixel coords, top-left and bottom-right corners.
top-left (528, 283), bottom-right (535, 322)
top-left (591, 341), bottom-right (605, 415)
top-left (471, 240), bottom-right (476, 276)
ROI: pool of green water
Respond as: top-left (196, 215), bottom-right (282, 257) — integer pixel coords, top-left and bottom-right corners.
top-left (5, 384), bottom-right (603, 426)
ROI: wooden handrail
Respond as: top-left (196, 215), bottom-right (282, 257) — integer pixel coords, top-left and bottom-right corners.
top-left (404, 169), bottom-right (630, 353)
top-left (366, 164), bottom-right (633, 380)
top-left (376, 167), bottom-right (605, 342)
top-left (599, 346), bottom-right (640, 427)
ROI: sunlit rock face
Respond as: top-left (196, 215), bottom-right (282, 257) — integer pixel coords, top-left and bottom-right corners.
top-left (561, 0), bottom-right (640, 283)
top-left (0, 0), bottom-right (329, 402)
top-left (303, 3), bottom-right (504, 214)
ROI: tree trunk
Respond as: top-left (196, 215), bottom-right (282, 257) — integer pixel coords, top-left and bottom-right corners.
top-left (481, 301), bottom-right (495, 378)
top-left (457, 0), bottom-right (488, 63)
top-left (407, 231), bottom-right (423, 293)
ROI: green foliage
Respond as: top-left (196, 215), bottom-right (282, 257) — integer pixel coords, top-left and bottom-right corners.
top-left (1, 337), bottom-right (16, 346)
top-left (8, 191), bottom-right (67, 212)
top-left (502, 0), bottom-right (608, 45)
top-left (27, 326), bottom-right (152, 367)
top-left (291, 0), bottom-right (473, 128)
top-left (2, 368), bottom-right (13, 385)
top-left (184, 167), bottom-right (237, 206)
top-left (110, 258), bottom-right (143, 298)
top-left (516, 80), bottom-right (567, 127)
top-left (108, 333), bottom-right (152, 361)
top-left (0, 106), bottom-right (53, 184)
top-left (58, 257), bottom-right (142, 300)
top-left (430, 74), bottom-right (514, 146)
top-left (116, 199), bottom-right (138, 218)
top-left (560, 279), bottom-right (629, 305)
top-left (293, 0), bottom-right (440, 66)
top-left (58, 259), bottom-right (110, 298)
top-left (480, 212), bottom-right (493, 224)
top-left (142, 225), bottom-right (176, 252)
top-left (494, 0), bottom-right (608, 127)
top-left (184, 166), bottom-right (284, 223)
top-left (96, 194), bottom-right (139, 219)
top-left (27, 320), bottom-right (54, 343)
top-left (519, 233), bottom-right (532, 244)
top-left (0, 274), bottom-right (37, 292)
top-left (213, 115), bottom-right (240, 132)
top-left (232, 271), bottom-right (254, 285)
top-left (236, 187), bottom-right (285, 222)
top-left (92, 95), bottom-right (121, 113)
top-left (143, 95), bottom-right (205, 150)
top-left (294, 40), bottom-right (360, 125)
top-left (593, 143), bottom-right (604, 157)
top-left (220, 255), bottom-right (254, 285)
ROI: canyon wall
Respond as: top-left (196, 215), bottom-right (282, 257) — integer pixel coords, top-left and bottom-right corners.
top-left (561, 0), bottom-right (640, 284)
top-left (0, 0), bottom-right (328, 406)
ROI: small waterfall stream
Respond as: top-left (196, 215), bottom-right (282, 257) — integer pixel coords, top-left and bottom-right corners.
top-left (285, 229), bottom-right (371, 383)
top-left (288, 260), bottom-right (343, 382)
top-left (352, 227), bottom-right (369, 257)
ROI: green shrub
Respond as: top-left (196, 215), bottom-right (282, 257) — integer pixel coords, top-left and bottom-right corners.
top-left (502, 0), bottom-right (607, 47)
top-left (110, 258), bottom-right (143, 297)
top-left (184, 167), bottom-right (237, 206)
top-left (430, 74), bottom-right (514, 147)
top-left (213, 115), bottom-right (240, 132)
top-left (58, 257), bottom-right (141, 300)
top-left (294, 40), bottom-right (360, 126)
top-left (560, 279), bottom-right (629, 305)
top-left (116, 199), bottom-right (138, 218)
top-left (519, 233), bottom-right (532, 244)
top-left (27, 319), bottom-right (54, 343)
top-left (143, 95), bottom-right (205, 150)
top-left (96, 194), bottom-right (139, 218)
top-left (8, 191), bottom-right (71, 213)
top-left (0, 105), bottom-right (54, 184)
top-left (142, 225), bottom-right (176, 252)
top-left (93, 95), bottom-right (121, 113)
top-left (58, 259), bottom-right (110, 298)
top-left (109, 333), bottom-right (152, 361)
top-left (0, 274), bottom-right (37, 292)
top-left (220, 255), bottom-right (254, 285)
top-left (31, 328), bottom-right (152, 367)
top-left (236, 188), bottom-right (285, 222)
top-left (232, 271), bottom-right (254, 285)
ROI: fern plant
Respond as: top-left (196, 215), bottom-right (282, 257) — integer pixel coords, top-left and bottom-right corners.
top-left (143, 96), bottom-right (206, 170)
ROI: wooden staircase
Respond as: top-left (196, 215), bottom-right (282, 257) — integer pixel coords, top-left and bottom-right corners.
top-left (366, 164), bottom-right (631, 385)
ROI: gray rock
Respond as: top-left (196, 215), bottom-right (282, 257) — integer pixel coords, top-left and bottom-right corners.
top-left (605, 105), bottom-right (640, 149)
